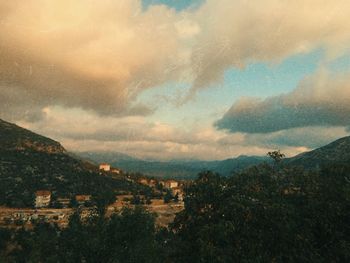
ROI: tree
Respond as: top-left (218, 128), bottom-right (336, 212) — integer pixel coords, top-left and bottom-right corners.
top-left (0, 228), bottom-right (11, 261)
top-left (174, 193), bottom-right (179, 203)
top-left (163, 190), bottom-right (174, 203)
top-left (170, 166), bottom-right (350, 262)
top-left (131, 194), bottom-right (142, 205)
top-left (92, 191), bottom-right (116, 216)
top-left (267, 150), bottom-right (285, 164)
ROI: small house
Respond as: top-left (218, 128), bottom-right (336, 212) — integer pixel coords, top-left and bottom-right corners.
top-left (75, 195), bottom-right (91, 205)
top-left (138, 178), bottom-right (149, 185)
top-left (163, 180), bottom-right (178, 189)
top-left (57, 197), bottom-right (70, 208)
top-left (35, 190), bottom-right (51, 208)
top-left (99, 163), bottom-right (111, 172)
top-left (111, 168), bottom-right (121, 174)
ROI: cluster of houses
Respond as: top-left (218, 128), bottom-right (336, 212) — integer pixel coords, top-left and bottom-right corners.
top-left (32, 163), bottom-right (123, 209)
top-left (35, 191), bottom-right (93, 209)
top-left (0, 161), bottom-right (185, 229)
top-left (99, 163), bottom-right (122, 174)
top-left (0, 193), bottom-right (97, 229)
top-left (99, 162), bottom-right (184, 201)
top-left (138, 177), bottom-right (184, 201)
top-left (33, 162), bottom-right (184, 209)
top-left (0, 207), bottom-right (72, 229)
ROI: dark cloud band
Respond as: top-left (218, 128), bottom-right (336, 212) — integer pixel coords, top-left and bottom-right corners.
top-left (215, 71), bottom-right (350, 133)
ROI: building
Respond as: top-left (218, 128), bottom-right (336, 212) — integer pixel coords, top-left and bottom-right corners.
top-left (57, 198), bottom-right (70, 208)
top-left (138, 178), bottom-right (149, 185)
top-left (35, 191), bottom-right (51, 208)
top-left (148, 179), bottom-right (157, 187)
top-left (111, 168), bottom-right (121, 174)
top-left (163, 180), bottom-right (178, 189)
top-left (99, 163), bottom-right (111, 172)
top-left (172, 187), bottom-right (184, 201)
top-left (75, 195), bottom-right (91, 205)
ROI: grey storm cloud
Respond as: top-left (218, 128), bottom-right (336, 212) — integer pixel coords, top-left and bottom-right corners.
top-left (215, 71), bottom-right (350, 133)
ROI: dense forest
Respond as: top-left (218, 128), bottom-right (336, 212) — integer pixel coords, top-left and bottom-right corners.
top-left (1, 161), bottom-right (349, 262)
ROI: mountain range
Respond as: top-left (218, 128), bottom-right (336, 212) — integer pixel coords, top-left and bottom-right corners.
top-left (77, 135), bottom-right (350, 178)
top-left (77, 151), bottom-right (270, 178)
top-left (1, 116), bottom-right (350, 195)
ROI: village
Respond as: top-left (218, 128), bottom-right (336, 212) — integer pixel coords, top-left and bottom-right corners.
top-left (0, 163), bottom-right (185, 229)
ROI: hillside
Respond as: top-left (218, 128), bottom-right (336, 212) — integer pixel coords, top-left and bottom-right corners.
top-left (0, 119), bottom-right (65, 153)
top-left (78, 151), bottom-right (269, 178)
top-left (286, 136), bottom-right (350, 169)
top-left (0, 119), bottom-right (146, 207)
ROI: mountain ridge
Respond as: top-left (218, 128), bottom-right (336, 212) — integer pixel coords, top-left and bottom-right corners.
top-left (77, 136), bottom-right (350, 177)
top-left (77, 151), bottom-right (270, 178)
top-left (0, 119), bottom-right (65, 154)
top-left (285, 135), bottom-right (350, 168)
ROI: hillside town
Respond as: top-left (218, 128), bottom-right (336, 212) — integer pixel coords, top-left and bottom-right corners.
top-left (0, 163), bottom-right (185, 229)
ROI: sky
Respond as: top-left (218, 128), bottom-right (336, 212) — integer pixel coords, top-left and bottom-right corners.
top-left (1, 0), bottom-right (350, 160)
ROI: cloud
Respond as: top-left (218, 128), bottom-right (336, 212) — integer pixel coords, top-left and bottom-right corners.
top-left (215, 70), bottom-right (350, 133)
top-left (15, 106), bottom-right (343, 160)
top-left (2, 0), bottom-right (350, 160)
top-left (244, 127), bottom-right (349, 149)
top-left (189, 0), bottom-right (350, 94)
top-left (0, 0), bottom-right (192, 120)
top-left (2, 0), bottom-right (350, 118)
top-left (15, 106), bottom-right (270, 160)
top-left (17, 106), bottom-right (218, 146)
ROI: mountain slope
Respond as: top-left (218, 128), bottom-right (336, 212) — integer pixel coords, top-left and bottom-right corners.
top-left (0, 119), bottom-right (65, 153)
top-left (286, 136), bottom-right (350, 168)
top-left (0, 119), bottom-right (144, 207)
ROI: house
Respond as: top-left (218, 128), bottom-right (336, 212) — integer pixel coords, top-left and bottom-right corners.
top-left (163, 180), bottom-right (178, 189)
top-left (148, 179), bottom-right (157, 187)
top-left (111, 168), bottom-right (121, 174)
top-left (57, 198), bottom-right (70, 208)
top-left (138, 178), bottom-right (149, 185)
top-left (75, 195), bottom-right (91, 205)
top-left (35, 190), bottom-right (51, 208)
top-left (172, 187), bottom-right (184, 201)
top-left (99, 163), bottom-right (110, 172)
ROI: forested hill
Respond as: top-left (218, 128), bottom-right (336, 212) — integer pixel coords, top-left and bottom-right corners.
top-left (0, 119), bottom-right (65, 153)
top-left (286, 136), bottom-right (350, 169)
top-left (0, 119), bottom-right (145, 207)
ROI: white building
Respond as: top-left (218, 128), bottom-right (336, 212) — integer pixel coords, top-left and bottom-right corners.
top-left (99, 163), bottom-right (111, 172)
top-left (162, 180), bottom-right (179, 189)
top-left (111, 168), bottom-right (121, 174)
top-left (35, 190), bottom-right (51, 208)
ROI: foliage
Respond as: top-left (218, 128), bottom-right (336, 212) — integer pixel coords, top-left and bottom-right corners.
top-left (1, 163), bottom-right (349, 262)
top-left (0, 119), bottom-right (153, 208)
top-left (170, 165), bottom-right (350, 262)
top-left (163, 190), bottom-right (174, 203)
top-left (2, 207), bottom-right (162, 263)
top-left (267, 150), bottom-right (285, 164)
